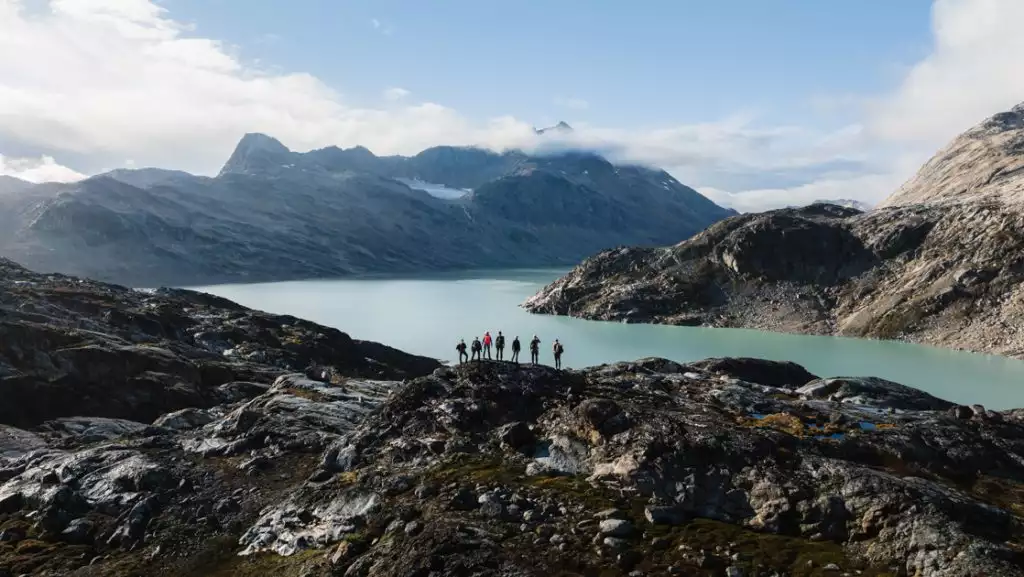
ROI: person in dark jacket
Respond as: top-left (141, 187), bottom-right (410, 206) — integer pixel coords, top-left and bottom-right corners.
top-left (529, 335), bottom-right (540, 365)
top-left (552, 339), bottom-right (564, 369)
top-left (511, 336), bottom-right (521, 364)
top-left (495, 331), bottom-right (506, 361)
top-left (456, 339), bottom-right (468, 364)
top-left (471, 337), bottom-right (482, 361)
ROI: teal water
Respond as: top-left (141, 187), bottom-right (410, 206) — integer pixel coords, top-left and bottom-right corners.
top-left (193, 269), bottom-right (1024, 410)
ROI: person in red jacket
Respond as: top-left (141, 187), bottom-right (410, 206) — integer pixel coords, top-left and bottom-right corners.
top-left (482, 331), bottom-right (493, 360)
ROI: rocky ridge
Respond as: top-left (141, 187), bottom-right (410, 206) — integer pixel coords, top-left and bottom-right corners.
top-left (524, 102), bottom-right (1024, 358)
top-left (0, 257), bottom-right (439, 429)
top-left (2, 261), bottom-right (1024, 576)
top-left (0, 135), bottom-right (734, 287)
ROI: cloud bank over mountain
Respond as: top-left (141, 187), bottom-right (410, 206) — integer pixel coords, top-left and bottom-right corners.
top-left (0, 0), bottom-right (1021, 211)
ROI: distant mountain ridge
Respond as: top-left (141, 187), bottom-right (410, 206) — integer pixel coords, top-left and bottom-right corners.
top-left (0, 135), bottom-right (735, 286)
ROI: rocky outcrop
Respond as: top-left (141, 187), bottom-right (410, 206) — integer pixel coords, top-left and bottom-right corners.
top-left (1, 261), bottom-right (1022, 576)
top-left (524, 102), bottom-right (1024, 359)
top-left (0, 258), bottom-right (439, 429)
top-left (2, 356), bottom-right (1022, 576)
top-left (0, 136), bottom-right (734, 287)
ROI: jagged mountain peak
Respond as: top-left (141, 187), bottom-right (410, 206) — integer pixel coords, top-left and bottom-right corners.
top-left (218, 133), bottom-right (293, 176)
top-left (536, 121), bottom-right (574, 135)
top-left (236, 132), bottom-right (290, 153)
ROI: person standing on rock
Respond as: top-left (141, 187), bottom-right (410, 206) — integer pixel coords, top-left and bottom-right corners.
top-left (530, 335), bottom-right (541, 365)
top-left (495, 331), bottom-right (505, 361)
top-left (483, 331), bottom-right (493, 360)
top-left (456, 339), bottom-right (468, 364)
top-left (471, 336), bottom-right (482, 361)
top-left (511, 336), bottom-right (521, 364)
top-left (553, 339), bottom-right (564, 369)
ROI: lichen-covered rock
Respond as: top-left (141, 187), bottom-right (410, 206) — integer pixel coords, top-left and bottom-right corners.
top-left (1, 262), bottom-right (1023, 576)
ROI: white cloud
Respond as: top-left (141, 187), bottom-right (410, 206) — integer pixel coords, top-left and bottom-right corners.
top-left (0, 0), bottom-right (1020, 214)
top-left (866, 0), bottom-right (1024, 148)
top-left (0, 154), bottom-right (86, 183)
top-left (702, 0), bottom-right (1024, 212)
top-left (553, 96), bottom-right (589, 110)
top-left (382, 87), bottom-right (410, 102)
top-left (370, 17), bottom-right (393, 36)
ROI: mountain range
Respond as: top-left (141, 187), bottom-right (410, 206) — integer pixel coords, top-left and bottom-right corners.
top-left (0, 130), bottom-right (735, 287)
top-left (525, 101), bottom-right (1024, 359)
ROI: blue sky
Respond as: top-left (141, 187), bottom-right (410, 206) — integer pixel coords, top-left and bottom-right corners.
top-left (0, 0), bottom-right (1022, 210)
top-left (166, 0), bottom-right (932, 129)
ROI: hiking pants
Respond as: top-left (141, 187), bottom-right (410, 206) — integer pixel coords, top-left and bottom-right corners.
top-left (496, 346), bottom-right (504, 361)
top-left (458, 351), bottom-right (468, 364)
top-left (531, 350), bottom-right (538, 364)
top-left (554, 353), bottom-right (562, 369)
top-left (511, 349), bottom-right (519, 363)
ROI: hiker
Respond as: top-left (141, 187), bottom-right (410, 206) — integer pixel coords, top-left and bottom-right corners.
top-left (471, 336), bottom-right (482, 361)
top-left (483, 331), bottom-right (493, 360)
top-left (553, 339), bottom-right (564, 370)
top-left (456, 339), bottom-right (468, 364)
top-left (530, 335), bottom-right (540, 365)
top-left (495, 331), bottom-right (505, 361)
top-left (511, 336), bottom-right (521, 364)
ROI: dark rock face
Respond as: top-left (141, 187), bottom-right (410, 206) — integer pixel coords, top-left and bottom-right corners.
top-left (689, 357), bottom-right (819, 388)
top-left (523, 102), bottom-right (1024, 359)
top-left (8, 360), bottom-right (1015, 576)
top-left (0, 137), bottom-right (735, 287)
top-left (0, 258), bottom-right (439, 428)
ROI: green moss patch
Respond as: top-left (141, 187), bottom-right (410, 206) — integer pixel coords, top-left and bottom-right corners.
top-left (637, 518), bottom-right (892, 577)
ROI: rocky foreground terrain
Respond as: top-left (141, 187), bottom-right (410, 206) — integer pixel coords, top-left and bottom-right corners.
top-left (524, 102), bottom-right (1024, 359)
top-left (2, 260), bottom-right (1024, 576)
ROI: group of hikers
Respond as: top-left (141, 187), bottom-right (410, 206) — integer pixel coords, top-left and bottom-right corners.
top-left (456, 331), bottom-right (565, 369)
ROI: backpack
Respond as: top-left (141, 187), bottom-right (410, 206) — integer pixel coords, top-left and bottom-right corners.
top-left (496, 335), bottom-right (505, 347)
top-left (555, 343), bottom-right (564, 355)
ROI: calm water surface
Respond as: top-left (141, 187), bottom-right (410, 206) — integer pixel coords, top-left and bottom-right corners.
top-left (193, 269), bottom-right (1024, 410)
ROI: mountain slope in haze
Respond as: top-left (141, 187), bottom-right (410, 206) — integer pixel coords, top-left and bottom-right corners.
top-left (0, 136), bottom-right (735, 286)
top-left (525, 101), bottom-right (1024, 359)
top-left (881, 102), bottom-right (1024, 208)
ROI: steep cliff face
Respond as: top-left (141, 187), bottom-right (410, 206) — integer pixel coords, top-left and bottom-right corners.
top-left (525, 102), bottom-right (1024, 358)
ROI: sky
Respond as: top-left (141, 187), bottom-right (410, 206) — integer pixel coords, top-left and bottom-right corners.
top-left (0, 0), bottom-right (1022, 211)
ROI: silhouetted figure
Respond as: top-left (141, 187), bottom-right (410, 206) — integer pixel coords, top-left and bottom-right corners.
top-left (530, 335), bottom-right (540, 365)
top-left (511, 336), bottom-right (521, 364)
top-left (553, 339), bottom-right (564, 370)
top-left (483, 332), bottom-right (493, 360)
top-left (471, 337), bottom-right (482, 361)
top-left (456, 339), bottom-right (468, 364)
top-left (495, 331), bottom-right (505, 361)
